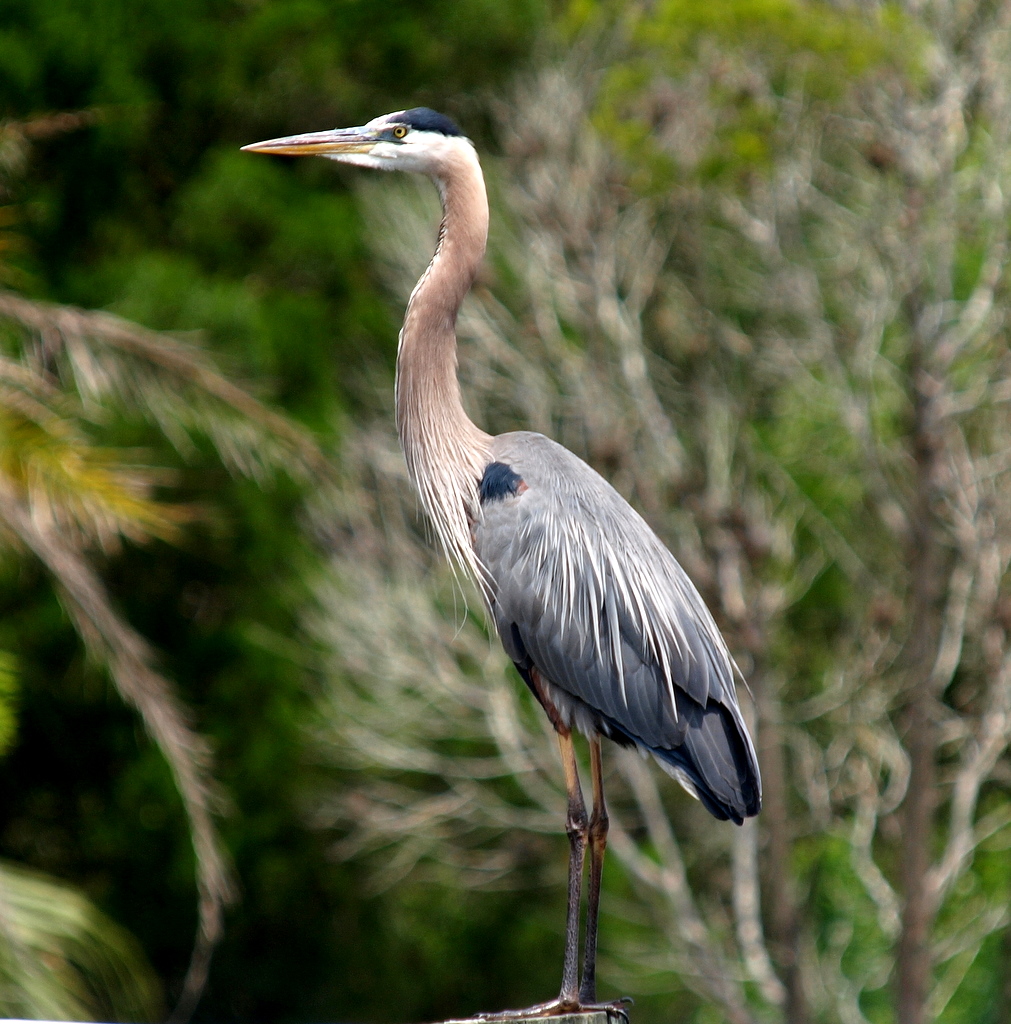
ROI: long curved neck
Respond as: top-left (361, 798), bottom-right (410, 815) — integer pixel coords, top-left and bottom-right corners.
top-left (395, 141), bottom-right (492, 579)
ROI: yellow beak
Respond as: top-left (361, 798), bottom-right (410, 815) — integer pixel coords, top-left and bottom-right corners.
top-left (241, 126), bottom-right (376, 157)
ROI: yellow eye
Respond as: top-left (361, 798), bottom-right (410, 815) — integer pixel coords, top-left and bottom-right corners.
top-left (393, 125), bottom-right (407, 139)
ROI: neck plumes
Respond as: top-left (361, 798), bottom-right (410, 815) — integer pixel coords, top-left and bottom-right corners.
top-left (395, 140), bottom-right (492, 584)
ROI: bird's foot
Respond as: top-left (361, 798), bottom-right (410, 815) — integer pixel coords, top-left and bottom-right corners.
top-left (469, 996), bottom-right (632, 1023)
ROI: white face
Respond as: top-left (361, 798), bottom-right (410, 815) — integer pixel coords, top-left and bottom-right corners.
top-left (328, 114), bottom-right (475, 175)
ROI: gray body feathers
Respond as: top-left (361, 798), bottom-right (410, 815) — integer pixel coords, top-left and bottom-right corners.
top-left (474, 432), bottom-right (761, 824)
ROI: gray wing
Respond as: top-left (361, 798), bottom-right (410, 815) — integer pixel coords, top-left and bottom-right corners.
top-left (474, 432), bottom-right (761, 823)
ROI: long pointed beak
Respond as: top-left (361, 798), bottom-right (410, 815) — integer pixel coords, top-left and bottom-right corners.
top-left (241, 126), bottom-right (376, 157)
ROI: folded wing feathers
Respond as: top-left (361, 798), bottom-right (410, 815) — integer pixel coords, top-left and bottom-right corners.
top-left (511, 485), bottom-right (733, 726)
top-left (474, 433), bottom-right (759, 819)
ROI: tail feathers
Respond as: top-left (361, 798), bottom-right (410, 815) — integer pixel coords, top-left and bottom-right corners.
top-left (651, 700), bottom-right (761, 824)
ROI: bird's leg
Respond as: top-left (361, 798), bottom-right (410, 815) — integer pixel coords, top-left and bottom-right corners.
top-left (579, 735), bottom-right (609, 1004)
top-left (468, 728), bottom-right (629, 1023)
top-left (557, 728), bottom-right (588, 1007)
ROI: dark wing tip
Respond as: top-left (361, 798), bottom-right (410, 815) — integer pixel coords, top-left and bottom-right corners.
top-left (651, 700), bottom-right (761, 823)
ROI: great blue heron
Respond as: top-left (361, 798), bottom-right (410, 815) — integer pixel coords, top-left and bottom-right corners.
top-left (244, 108), bottom-right (761, 1019)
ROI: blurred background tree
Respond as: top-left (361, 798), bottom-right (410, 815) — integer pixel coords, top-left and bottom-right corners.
top-left (1, 2), bottom-right (1010, 1024)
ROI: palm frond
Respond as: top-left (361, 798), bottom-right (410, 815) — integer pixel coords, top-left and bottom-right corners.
top-left (0, 859), bottom-right (162, 1023)
top-left (0, 473), bottom-right (235, 1021)
top-left (0, 291), bottom-right (336, 1019)
top-left (0, 290), bottom-right (333, 483)
top-left (0, 406), bottom-right (189, 552)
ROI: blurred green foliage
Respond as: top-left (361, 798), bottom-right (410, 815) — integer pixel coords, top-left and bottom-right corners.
top-left (0, 0), bottom-right (559, 1021)
top-left (587, 0), bottom-right (921, 190)
top-left (0, 0), bottom-right (1007, 1023)
top-left (0, 649), bottom-right (16, 757)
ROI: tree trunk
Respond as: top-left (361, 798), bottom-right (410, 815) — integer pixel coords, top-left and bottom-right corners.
top-left (759, 684), bottom-right (809, 1024)
top-left (896, 355), bottom-right (945, 1024)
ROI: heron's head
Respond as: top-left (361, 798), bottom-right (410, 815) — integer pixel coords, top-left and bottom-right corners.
top-left (241, 108), bottom-right (471, 176)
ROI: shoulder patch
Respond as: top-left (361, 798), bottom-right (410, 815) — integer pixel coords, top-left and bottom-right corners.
top-left (402, 107), bottom-right (464, 137)
top-left (480, 462), bottom-right (526, 503)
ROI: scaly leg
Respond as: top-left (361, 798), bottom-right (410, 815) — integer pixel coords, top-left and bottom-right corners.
top-left (579, 735), bottom-right (609, 1004)
top-left (469, 715), bottom-right (628, 1022)
top-left (557, 728), bottom-right (588, 1006)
